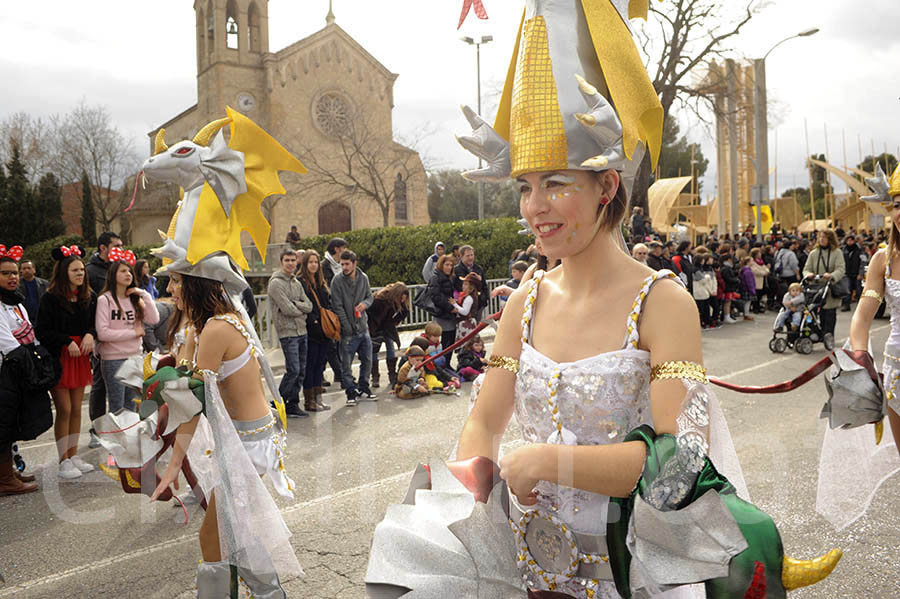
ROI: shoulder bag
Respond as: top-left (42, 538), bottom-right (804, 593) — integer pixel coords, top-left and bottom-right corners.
top-left (309, 285), bottom-right (341, 341)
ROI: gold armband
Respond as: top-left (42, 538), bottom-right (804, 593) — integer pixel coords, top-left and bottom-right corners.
top-left (488, 355), bottom-right (519, 374)
top-left (862, 289), bottom-right (883, 303)
top-left (650, 361), bottom-right (708, 384)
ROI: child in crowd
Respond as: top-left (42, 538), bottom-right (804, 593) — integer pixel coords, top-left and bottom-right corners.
top-left (739, 256), bottom-right (757, 322)
top-left (420, 322), bottom-right (461, 390)
top-left (691, 257), bottom-right (714, 328)
top-left (395, 346), bottom-right (430, 399)
top-left (456, 334), bottom-right (488, 381)
top-left (409, 337), bottom-right (444, 391)
top-left (500, 261), bottom-right (529, 308)
top-left (453, 273), bottom-right (480, 340)
top-left (774, 282), bottom-right (805, 332)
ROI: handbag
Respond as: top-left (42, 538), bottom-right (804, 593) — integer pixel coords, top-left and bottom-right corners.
top-left (7, 343), bottom-right (59, 392)
top-left (413, 285), bottom-right (439, 316)
top-left (309, 285), bottom-right (341, 341)
top-left (830, 276), bottom-right (850, 299)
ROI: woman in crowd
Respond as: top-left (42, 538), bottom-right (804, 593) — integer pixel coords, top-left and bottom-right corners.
top-left (35, 247), bottom-right (97, 480)
top-left (135, 259), bottom-right (159, 300)
top-left (630, 242), bottom-right (648, 265)
top-left (739, 255), bottom-right (757, 322)
top-left (298, 249), bottom-right (333, 412)
top-left (803, 229), bottom-right (846, 338)
top-left (718, 245), bottom-right (741, 323)
top-left (428, 254), bottom-right (458, 352)
top-left (368, 281), bottom-right (409, 390)
top-left (0, 253), bottom-right (51, 495)
top-left (749, 247), bottom-right (770, 313)
top-left (95, 254), bottom-right (159, 413)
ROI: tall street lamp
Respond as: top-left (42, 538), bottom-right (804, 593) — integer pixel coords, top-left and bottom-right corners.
top-left (753, 27), bottom-right (819, 241)
top-left (461, 35), bottom-right (493, 220)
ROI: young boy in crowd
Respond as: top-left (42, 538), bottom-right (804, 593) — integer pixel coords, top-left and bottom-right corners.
top-left (774, 282), bottom-right (805, 332)
top-left (395, 346), bottom-right (430, 399)
top-left (419, 322), bottom-right (461, 390)
top-left (500, 261), bottom-right (529, 307)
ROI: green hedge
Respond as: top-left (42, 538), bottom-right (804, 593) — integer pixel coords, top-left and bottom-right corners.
top-left (295, 218), bottom-right (525, 287)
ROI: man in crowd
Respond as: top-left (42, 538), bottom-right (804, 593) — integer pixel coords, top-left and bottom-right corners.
top-left (268, 249), bottom-right (312, 418)
top-left (85, 231), bottom-right (123, 448)
top-left (630, 206), bottom-right (645, 243)
top-left (16, 260), bottom-right (46, 320)
top-left (646, 241), bottom-right (665, 271)
top-left (285, 225), bottom-right (301, 246)
top-left (421, 241), bottom-right (445, 283)
top-left (774, 238), bottom-right (801, 298)
top-left (331, 250), bottom-right (376, 405)
top-left (453, 245), bottom-right (488, 320)
top-left (321, 237), bottom-right (347, 387)
top-left (842, 234), bottom-right (863, 312)
top-left (322, 237), bottom-right (347, 283)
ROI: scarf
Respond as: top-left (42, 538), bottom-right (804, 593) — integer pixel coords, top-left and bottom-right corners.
top-left (0, 287), bottom-right (25, 307)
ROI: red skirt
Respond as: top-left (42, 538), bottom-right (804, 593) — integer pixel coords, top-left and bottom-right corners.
top-left (58, 336), bottom-right (92, 389)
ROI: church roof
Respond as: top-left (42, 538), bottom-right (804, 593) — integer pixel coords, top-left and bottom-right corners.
top-left (274, 22), bottom-right (397, 84)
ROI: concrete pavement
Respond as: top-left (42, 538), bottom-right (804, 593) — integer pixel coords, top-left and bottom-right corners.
top-left (2, 309), bottom-right (899, 598)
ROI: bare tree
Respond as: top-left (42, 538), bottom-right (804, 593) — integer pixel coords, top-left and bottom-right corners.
top-left (0, 113), bottom-right (54, 183)
top-left (630, 0), bottom-right (767, 210)
top-left (291, 112), bottom-right (428, 228)
top-left (48, 103), bottom-right (140, 232)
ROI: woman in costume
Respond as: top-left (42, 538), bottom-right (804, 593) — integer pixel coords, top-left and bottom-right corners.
top-left (366, 2), bottom-right (840, 597)
top-left (92, 107), bottom-right (307, 597)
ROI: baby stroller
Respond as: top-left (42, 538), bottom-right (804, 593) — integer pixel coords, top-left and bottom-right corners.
top-left (768, 276), bottom-right (835, 355)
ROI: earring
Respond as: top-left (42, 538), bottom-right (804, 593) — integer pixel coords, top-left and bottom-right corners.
top-left (599, 196), bottom-right (610, 206)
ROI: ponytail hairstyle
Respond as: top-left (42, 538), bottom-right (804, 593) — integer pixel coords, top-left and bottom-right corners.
top-left (100, 261), bottom-right (144, 322)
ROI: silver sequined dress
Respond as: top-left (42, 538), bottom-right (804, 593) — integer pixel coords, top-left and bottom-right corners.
top-left (513, 269), bottom-right (676, 598)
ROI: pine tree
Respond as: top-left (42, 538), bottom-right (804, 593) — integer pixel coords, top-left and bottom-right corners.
top-left (4, 145), bottom-right (30, 246)
top-left (35, 172), bottom-right (65, 242)
top-left (80, 171), bottom-right (96, 245)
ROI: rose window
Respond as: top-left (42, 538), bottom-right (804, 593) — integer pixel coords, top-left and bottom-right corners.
top-left (314, 94), bottom-right (351, 137)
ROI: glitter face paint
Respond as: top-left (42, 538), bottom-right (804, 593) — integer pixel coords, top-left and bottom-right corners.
top-left (566, 222), bottom-right (579, 244)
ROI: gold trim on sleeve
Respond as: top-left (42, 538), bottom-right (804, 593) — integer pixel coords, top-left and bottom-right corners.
top-left (488, 355), bottom-right (520, 375)
top-left (862, 289), bottom-right (883, 303)
top-left (650, 361), bottom-right (708, 384)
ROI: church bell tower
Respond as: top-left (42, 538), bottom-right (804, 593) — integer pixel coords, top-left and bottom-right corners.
top-left (194, 0), bottom-right (269, 125)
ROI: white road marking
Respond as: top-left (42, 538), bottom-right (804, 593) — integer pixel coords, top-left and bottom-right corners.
top-left (4, 325), bottom-right (889, 595)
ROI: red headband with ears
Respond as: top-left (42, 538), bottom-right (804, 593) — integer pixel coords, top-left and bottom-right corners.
top-left (0, 245), bottom-right (23, 261)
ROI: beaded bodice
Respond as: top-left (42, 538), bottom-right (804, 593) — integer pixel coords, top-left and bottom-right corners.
top-left (884, 260), bottom-right (900, 350)
top-left (512, 269), bottom-right (677, 535)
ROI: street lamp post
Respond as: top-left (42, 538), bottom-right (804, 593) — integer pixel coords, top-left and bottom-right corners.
top-left (461, 35), bottom-right (493, 220)
top-left (753, 28), bottom-right (819, 241)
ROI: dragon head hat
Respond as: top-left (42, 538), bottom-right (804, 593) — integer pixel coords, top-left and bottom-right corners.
top-left (142, 107), bottom-right (306, 294)
top-left (457, 0), bottom-right (663, 201)
top-left (861, 162), bottom-right (900, 207)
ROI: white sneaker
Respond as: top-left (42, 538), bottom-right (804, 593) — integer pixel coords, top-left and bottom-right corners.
top-left (70, 455), bottom-right (95, 473)
top-left (58, 459), bottom-right (82, 479)
top-left (723, 316), bottom-right (738, 324)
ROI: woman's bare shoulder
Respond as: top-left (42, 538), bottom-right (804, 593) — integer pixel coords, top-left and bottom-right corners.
top-left (640, 278), bottom-right (702, 358)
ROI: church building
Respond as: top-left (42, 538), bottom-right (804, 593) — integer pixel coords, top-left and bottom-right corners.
top-left (131, 0), bottom-right (428, 248)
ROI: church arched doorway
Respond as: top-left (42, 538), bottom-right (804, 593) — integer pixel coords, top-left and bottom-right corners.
top-left (318, 201), bottom-right (351, 235)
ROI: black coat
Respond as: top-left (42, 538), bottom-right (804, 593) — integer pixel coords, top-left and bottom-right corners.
top-left (843, 244), bottom-right (863, 276)
top-left (368, 298), bottom-right (409, 346)
top-left (720, 262), bottom-right (740, 293)
top-left (457, 348), bottom-right (485, 372)
top-left (0, 346), bottom-right (53, 446)
top-left (299, 278), bottom-right (333, 343)
top-left (34, 292), bottom-right (97, 360)
top-left (429, 271), bottom-right (456, 320)
top-left (86, 253), bottom-right (109, 295)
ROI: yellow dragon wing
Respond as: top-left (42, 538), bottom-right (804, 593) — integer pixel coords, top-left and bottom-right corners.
top-left (186, 107), bottom-right (306, 270)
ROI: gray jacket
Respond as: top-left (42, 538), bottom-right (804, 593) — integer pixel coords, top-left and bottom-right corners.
top-left (331, 268), bottom-right (374, 337)
top-left (267, 270), bottom-right (312, 338)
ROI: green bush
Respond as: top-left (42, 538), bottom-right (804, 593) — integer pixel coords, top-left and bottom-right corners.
top-left (296, 218), bottom-right (526, 286)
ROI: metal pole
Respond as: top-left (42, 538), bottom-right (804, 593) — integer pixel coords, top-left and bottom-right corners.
top-left (753, 58), bottom-right (769, 241)
top-left (476, 42), bottom-right (484, 220)
top-left (726, 59), bottom-right (740, 238)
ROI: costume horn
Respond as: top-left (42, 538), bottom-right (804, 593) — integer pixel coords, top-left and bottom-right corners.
top-left (192, 117), bottom-right (232, 147)
top-left (143, 352), bottom-right (157, 380)
top-left (154, 129), bottom-right (168, 155)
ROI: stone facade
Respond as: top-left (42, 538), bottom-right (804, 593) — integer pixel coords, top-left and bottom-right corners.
top-left (131, 0), bottom-right (428, 247)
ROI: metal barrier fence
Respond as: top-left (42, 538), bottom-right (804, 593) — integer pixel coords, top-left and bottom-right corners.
top-left (251, 278), bottom-right (509, 349)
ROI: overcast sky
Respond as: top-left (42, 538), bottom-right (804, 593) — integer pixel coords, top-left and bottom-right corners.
top-left (2, 0), bottom-right (898, 201)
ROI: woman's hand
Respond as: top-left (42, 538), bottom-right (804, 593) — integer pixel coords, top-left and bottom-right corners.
top-left (125, 287), bottom-right (141, 296)
top-left (149, 458), bottom-right (183, 501)
top-left (491, 285), bottom-right (514, 299)
top-left (135, 324), bottom-right (146, 338)
top-left (499, 444), bottom-right (549, 506)
top-left (79, 334), bottom-right (94, 355)
top-left (67, 340), bottom-right (81, 358)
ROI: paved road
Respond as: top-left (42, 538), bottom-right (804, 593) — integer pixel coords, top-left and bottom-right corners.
top-left (2, 310), bottom-right (899, 598)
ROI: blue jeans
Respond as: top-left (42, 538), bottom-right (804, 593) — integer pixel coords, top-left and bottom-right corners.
top-left (100, 359), bottom-right (136, 413)
top-left (340, 333), bottom-right (372, 397)
top-left (279, 335), bottom-right (308, 407)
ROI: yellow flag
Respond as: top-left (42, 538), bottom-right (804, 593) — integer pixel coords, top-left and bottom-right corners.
top-left (752, 205), bottom-right (773, 234)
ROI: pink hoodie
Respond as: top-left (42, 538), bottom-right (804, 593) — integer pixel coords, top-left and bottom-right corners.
top-left (96, 289), bottom-right (159, 360)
